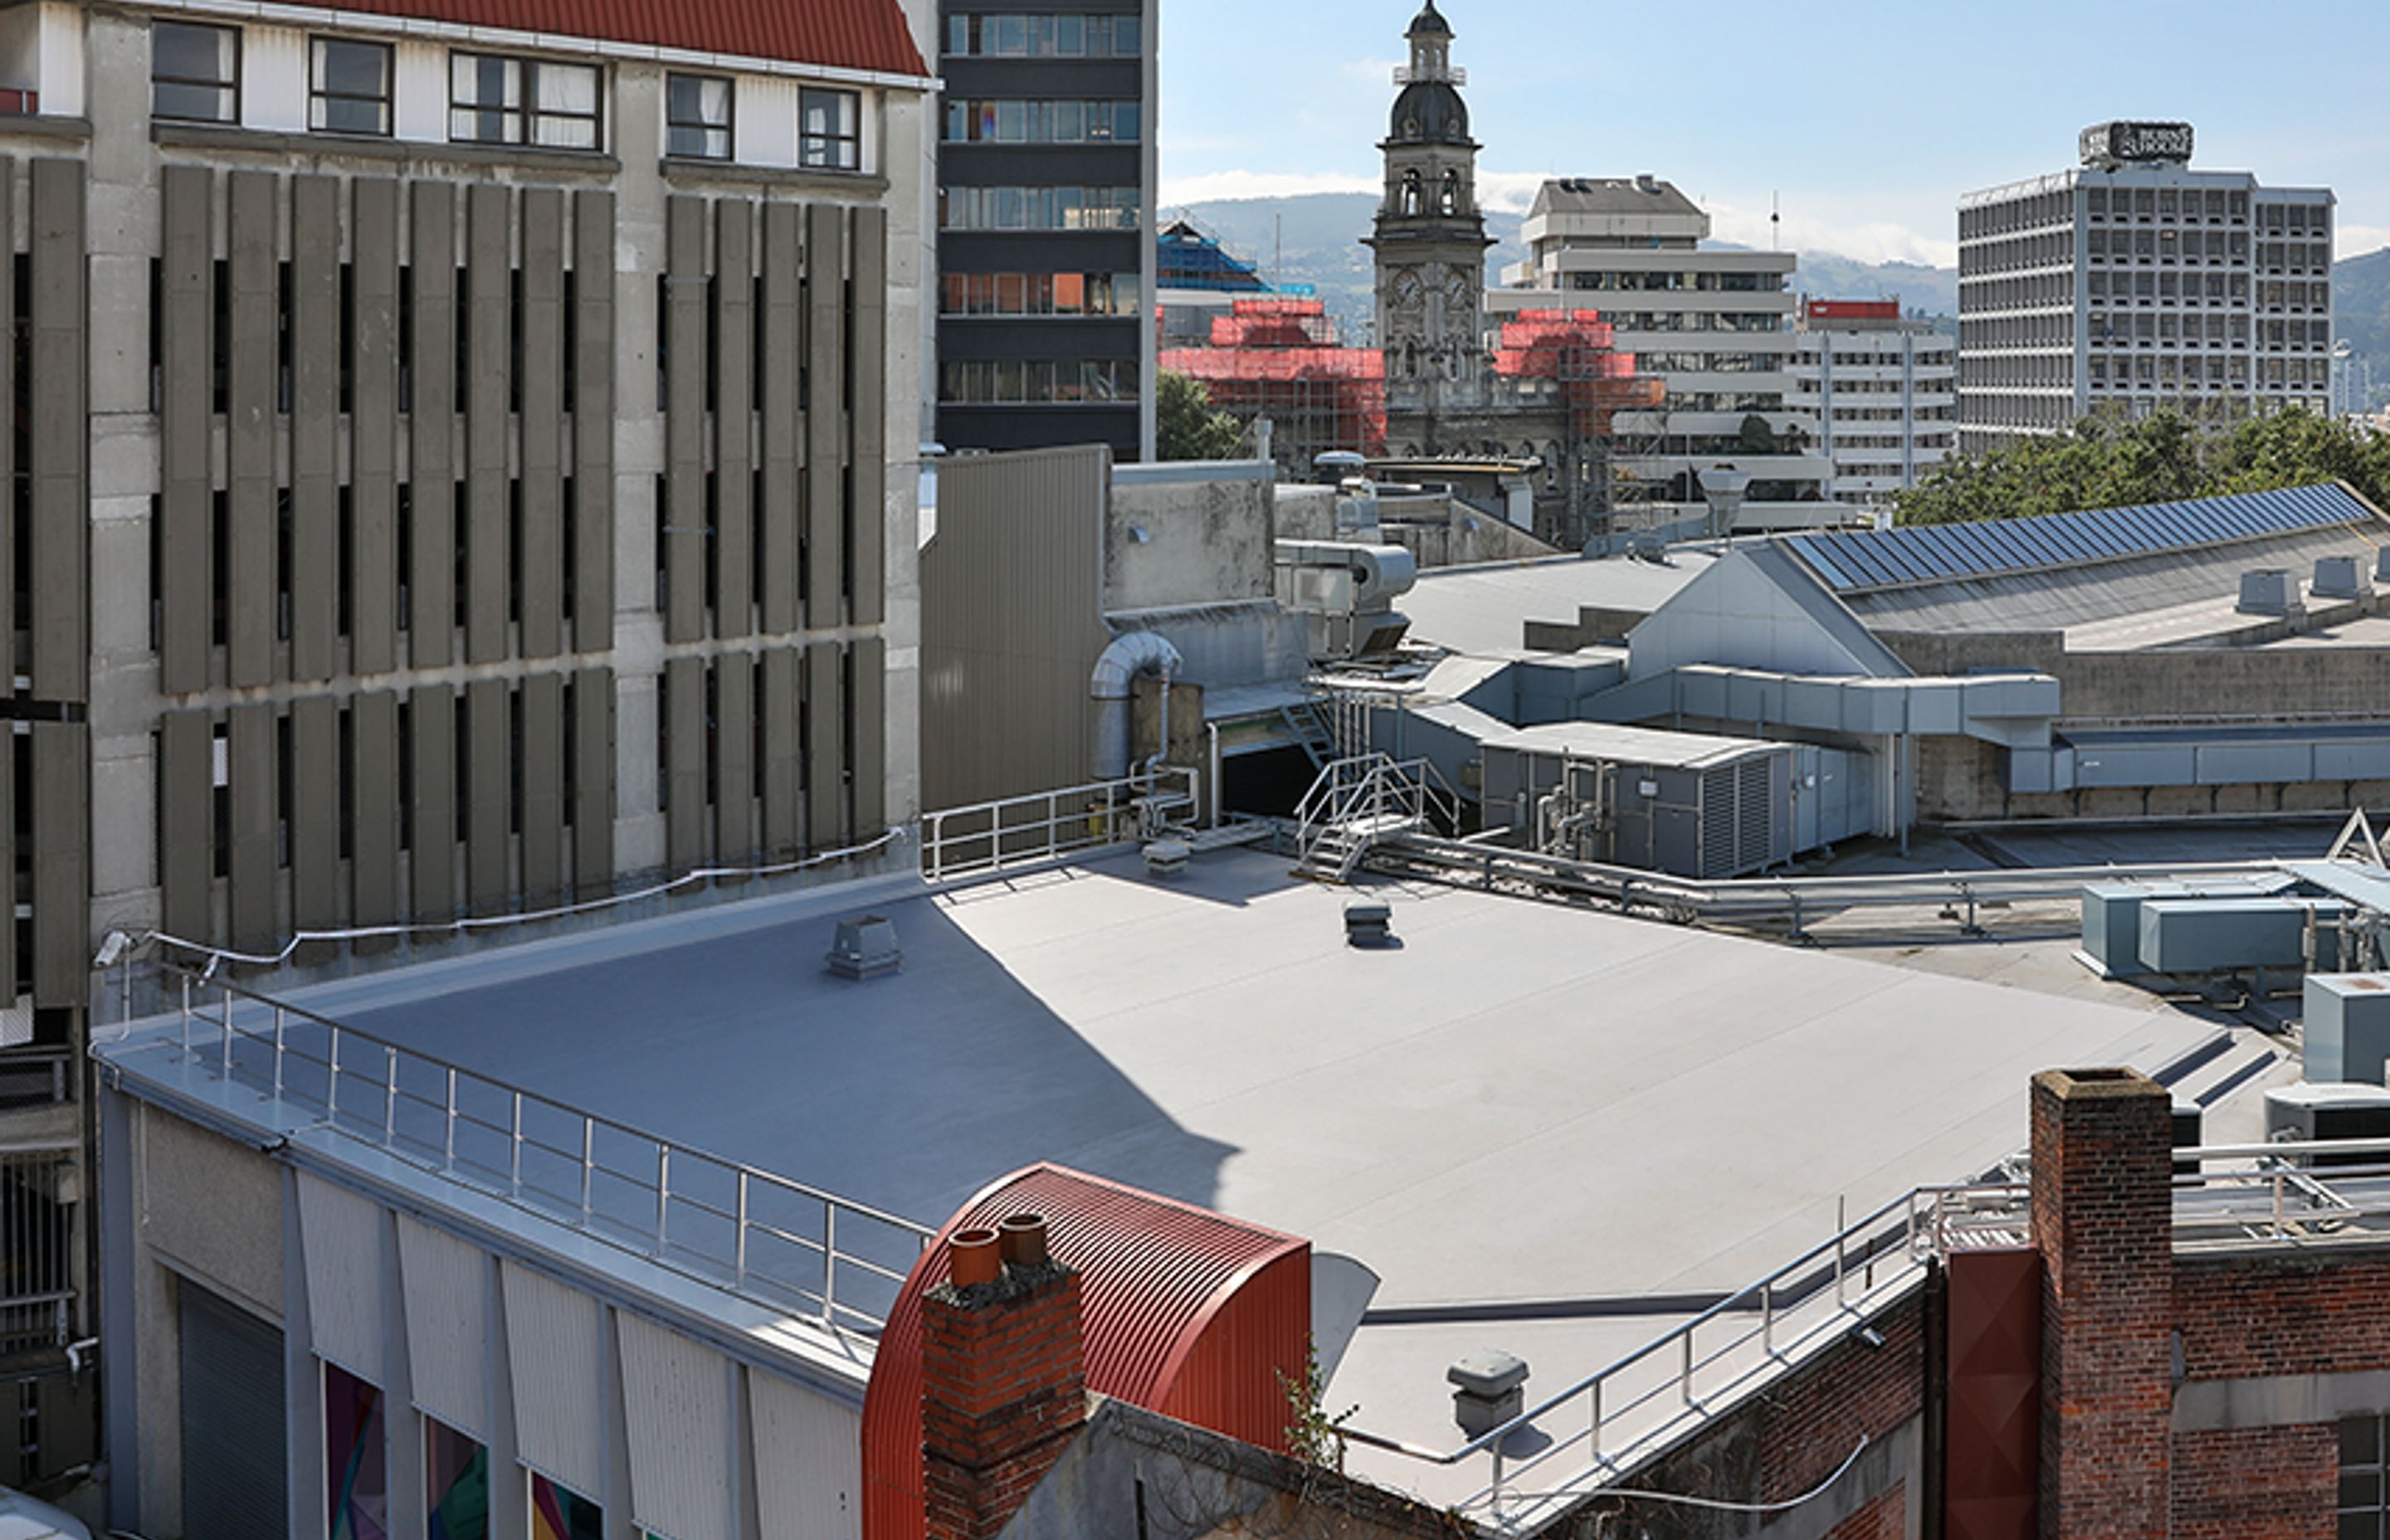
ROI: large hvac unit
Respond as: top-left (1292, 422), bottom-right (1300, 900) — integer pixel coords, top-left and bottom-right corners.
top-left (2266, 1083), bottom-right (2390, 1167)
top-left (1480, 724), bottom-right (1794, 880)
top-left (2304, 975), bottom-right (2390, 1086)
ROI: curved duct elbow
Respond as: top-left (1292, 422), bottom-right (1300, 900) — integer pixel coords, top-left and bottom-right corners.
top-left (1091, 631), bottom-right (1185, 780)
top-left (1349, 545), bottom-right (1419, 607)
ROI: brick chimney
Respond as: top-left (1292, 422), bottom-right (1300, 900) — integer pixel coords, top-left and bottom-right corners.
top-left (2030, 1069), bottom-right (2172, 1540)
top-left (919, 1216), bottom-right (1088, 1540)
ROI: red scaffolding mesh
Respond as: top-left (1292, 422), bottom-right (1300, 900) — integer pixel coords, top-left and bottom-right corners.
top-left (1491, 309), bottom-right (1666, 429)
top-left (1161, 299), bottom-right (1388, 458)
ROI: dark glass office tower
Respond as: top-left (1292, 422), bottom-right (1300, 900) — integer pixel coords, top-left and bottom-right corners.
top-left (935, 2), bottom-right (1158, 460)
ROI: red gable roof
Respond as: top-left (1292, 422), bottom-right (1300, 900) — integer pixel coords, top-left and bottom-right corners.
top-left (300, 0), bottom-right (928, 80)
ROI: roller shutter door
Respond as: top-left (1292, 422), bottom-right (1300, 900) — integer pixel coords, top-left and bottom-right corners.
top-left (178, 1281), bottom-right (288, 1540)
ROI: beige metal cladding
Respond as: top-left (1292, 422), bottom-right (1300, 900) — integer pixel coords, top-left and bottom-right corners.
top-left (158, 172), bottom-right (621, 695)
top-left (919, 446), bottom-right (1115, 811)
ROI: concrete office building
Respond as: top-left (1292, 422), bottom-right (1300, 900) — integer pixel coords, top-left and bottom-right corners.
top-left (934, 1), bottom-right (1158, 461)
top-left (1958, 121), bottom-right (2336, 453)
top-left (1789, 300), bottom-right (1958, 506)
top-left (0, 0), bottom-right (930, 1500)
top-left (1495, 176), bottom-right (1846, 530)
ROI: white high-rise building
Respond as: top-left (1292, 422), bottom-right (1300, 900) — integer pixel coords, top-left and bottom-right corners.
top-left (1790, 301), bottom-right (1958, 507)
top-left (1495, 176), bottom-right (1848, 531)
top-left (1958, 122), bottom-right (2335, 454)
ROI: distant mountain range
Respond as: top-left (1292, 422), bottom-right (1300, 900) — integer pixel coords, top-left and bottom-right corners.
top-left (1168, 192), bottom-right (1961, 334)
top-left (1173, 195), bottom-right (2389, 411)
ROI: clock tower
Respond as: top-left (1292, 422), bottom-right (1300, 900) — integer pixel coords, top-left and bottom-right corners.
top-left (1365, 2), bottom-right (1494, 405)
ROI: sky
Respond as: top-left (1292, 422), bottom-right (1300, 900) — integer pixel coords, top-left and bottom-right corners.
top-left (1157, 0), bottom-right (2390, 269)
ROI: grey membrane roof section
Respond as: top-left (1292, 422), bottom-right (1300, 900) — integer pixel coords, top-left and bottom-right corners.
top-left (1781, 484), bottom-right (2378, 596)
top-left (271, 849), bottom-right (2222, 1474)
top-left (1404, 551), bottom-right (1716, 655)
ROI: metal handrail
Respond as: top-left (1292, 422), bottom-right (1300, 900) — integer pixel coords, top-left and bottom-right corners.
top-left (1341, 1181), bottom-right (2031, 1526)
top-left (922, 767), bottom-right (1202, 885)
top-left (149, 967), bottom-right (934, 1336)
top-left (1376, 831), bottom-right (2283, 929)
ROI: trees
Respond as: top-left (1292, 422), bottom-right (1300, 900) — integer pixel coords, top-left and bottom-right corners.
top-left (1155, 370), bottom-right (1246, 462)
top-left (1893, 408), bottom-right (2390, 526)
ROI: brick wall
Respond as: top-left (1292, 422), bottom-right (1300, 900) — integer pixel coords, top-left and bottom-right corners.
top-left (2031, 1070), bottom-right (2173, 1540)
top-left (919, 1261), bottom-right (1090, 1540)
top-left (2176, 1251), bottom-right (2390, 1381)
top-left (1759, 1295), bottom-right (1924, 1500)
top-left (1826, 1486), bottom-right (1905, 1540)
top-left (2169, 1425), bottom-right (2335, 1540)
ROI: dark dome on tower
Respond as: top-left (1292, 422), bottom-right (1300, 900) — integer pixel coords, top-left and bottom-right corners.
top-left (1407, 1), bottom-right (1453, 37)
top-left (1389, 80), bottom-right (1470, 145)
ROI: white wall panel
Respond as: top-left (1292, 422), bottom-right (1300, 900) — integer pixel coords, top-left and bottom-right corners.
top-left (296, 1172), bottom-right (386, 1383)
top-left (392, 41), bottom-right (446, 144)
top-left (36, 3), bottom-right (81, 119)
top-left (616, 1313), bottom-right (734, 1540)
top-left (734, 76), bottom-right (799, 169)
top-left (749, 1372), bottom-right (864, 1540)
top-left (500, 1260), bottom-right (608, 1502)
top-left (397, 1216), bottom-right (490, 1440)
top-left (242, 25), bottom-right (308, 134)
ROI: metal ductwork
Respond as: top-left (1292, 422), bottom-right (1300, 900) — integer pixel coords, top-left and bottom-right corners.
top-left (1273, 541), bottom-right (1420, 661)
top-left (1091, 631), bottom-right (1184, 779)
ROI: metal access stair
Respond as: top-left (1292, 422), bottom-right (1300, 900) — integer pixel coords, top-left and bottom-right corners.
top-left (1293, 754), bottom-right (1460, 884)
top-left (1280, 701), bottom-right (1339, 771)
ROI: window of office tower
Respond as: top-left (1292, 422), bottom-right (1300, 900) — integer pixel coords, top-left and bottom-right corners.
top-left (667, 74), bottom-right (733, 160)
top-left (949, 13), bottom-right (1144, 56)
top-left (451, 51), bottom-right (602, 149)
top-left (800, 88), bottom-right (861, 170)
top-left (310, 37), bottom-right (392, 135)
top-left (153, 21), bottom-right (240, 123)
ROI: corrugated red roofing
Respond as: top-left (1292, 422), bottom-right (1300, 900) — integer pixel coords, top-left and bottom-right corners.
top-left (861, 1165), bottom-right (1312, 1540)
top-left (297, 0), bottom-right (927, 79)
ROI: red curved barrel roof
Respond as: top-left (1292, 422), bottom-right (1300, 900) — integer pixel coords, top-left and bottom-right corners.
top-left (292, 0), bottom-right (928, 79)
top-left (862, 1165), bottom-right (1312, 1540)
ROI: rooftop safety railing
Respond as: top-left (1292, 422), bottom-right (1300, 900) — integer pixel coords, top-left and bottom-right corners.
top-left (1374, 826), bottom-right (2278, 937)
top-left (1295, 754), bottom-right (1458, 880)
top-left (135, 971), bottom-right (935, 1338)
top-left (2173, 1140), bottom-right (2390, 1247)
top-left (922, 766), bottom-right (1201, 885)
top-left (1341, 1181), bottom-right (2032, 1533)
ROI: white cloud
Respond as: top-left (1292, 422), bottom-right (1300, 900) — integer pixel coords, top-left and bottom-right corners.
top-left (2342, 225), bottom-right (2390, 261)
top-left (1159, 168), bottom-right (1378, 207)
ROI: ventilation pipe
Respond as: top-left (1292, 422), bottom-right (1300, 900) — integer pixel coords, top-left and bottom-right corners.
top-left (1091, 631), bottom-right (1184, 780)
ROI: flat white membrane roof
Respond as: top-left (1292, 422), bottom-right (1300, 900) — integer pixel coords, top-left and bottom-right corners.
top-left (246, 847), bottom-right (2222, 1498)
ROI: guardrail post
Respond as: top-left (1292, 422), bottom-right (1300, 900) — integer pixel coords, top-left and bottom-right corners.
top-left (1835, 1196), bottom-right (1848, 1306)
top-left (509, 1092), bottom-right (524, 1192)
top-left (442, 1067), bottom-right (458, 1170)
top-left (1681, 1329), bottom-right (1696, 1406)
top-left (179, 973), bottom-right (193, 1054)
top-left (1490, 1443), bottom-right (1505, 1518)
top-left (383, 1045), bottom-right (399, 1143)
top-left (822, 1204), bottom-right (840, 1325)
top-left (219, 984), bottom-right (235, 1074)
top-left (655, 1148), bottom-right (671, 1250)
top-left (272, 1007), bottom-right (287, 1099)
top-left (1589, 1378), bottom-right (1602, 1465)
top-left (579, 1120), bottom-right (594, 1219)
top-left (326, 1031), bottom-right (341, 1122)
top-left (1762, 1279), bottom-right (1774, 1357)
top-left (734, 1173), bottom-right (750, 1289)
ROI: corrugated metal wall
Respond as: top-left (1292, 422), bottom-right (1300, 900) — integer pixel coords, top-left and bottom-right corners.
top-left (500, 1260), bottom-right (610, 1503)
top-left (616, 1313), bottom-right (736, 1540)
top-left (919, 446), bottom-right (1115, 810)
top-left (296, 1172), bottom-right (387, 1384)
top-left (396, 1216), bottom-right (492, 1441)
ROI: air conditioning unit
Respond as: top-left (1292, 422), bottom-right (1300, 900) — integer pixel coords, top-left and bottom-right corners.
top-left (2265, 1083), bottom-right (2390, 1167)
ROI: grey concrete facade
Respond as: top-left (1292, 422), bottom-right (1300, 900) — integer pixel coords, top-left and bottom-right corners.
top-left (0, 0), bottom-right (931, 1500)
